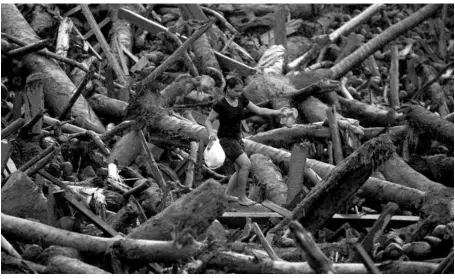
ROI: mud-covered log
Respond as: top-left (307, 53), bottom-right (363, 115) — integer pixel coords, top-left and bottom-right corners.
top-left (401, 104), bottom-right (454, 148)
top-left (1, 213), bottom-right (202, 263)
top-left (379, 152), bottom-right (446, 193)
top-left (127, 179), bottom-right (227, 240)
top-left (250, 154), bottom-right (288, 206)
top-left (291, 134), bottom-right (395, 233)
top-left (1, 4), bottom-right (105, 133)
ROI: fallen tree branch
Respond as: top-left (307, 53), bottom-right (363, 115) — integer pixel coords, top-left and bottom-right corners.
top-left (1, 213), bottom-right (202, 263)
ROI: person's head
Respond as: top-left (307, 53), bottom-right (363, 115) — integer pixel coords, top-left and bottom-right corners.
top-left (224, 76), bottom-right (243, 99)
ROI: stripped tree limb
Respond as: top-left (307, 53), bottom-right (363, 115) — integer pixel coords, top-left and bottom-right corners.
top-left (1, 213), bottom-right (202, 263)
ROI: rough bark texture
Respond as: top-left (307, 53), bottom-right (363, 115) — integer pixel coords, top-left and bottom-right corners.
top-left (402, 104), bottom-right (454, 148)
top-left (1, 213), bottom-right (201, 263)
top-left (286, 142), bottom-right (310, 205)
top-left (87, 94), bottom-right (128, 121)
top-left (250, 153), bottom-right (288, 206)
top-left (1, 4), bottom-right (105, 133)
top-left (379, 152), bottom-right (446, 193)
top-left (291, 134), bottom-right (395, 233)
top-left (127, 179), bottom-right (227, 240)
top-left (246, 124), bottom-right (329, 148)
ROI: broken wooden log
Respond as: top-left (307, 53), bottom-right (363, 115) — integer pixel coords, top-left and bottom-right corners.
top-left (291, 134), bottom-right (395, 234)
top-left (6, 39), bottom-right (49, 57)
top-left (286, 142), bottom-right (311, 206)
top-left (246, 123), bottom-right (329, 148)
top-left (379, 152), bottom-right (446, 193)
top-left (80, 4), bottom-right (127, 85)
top-left (106, 130), bottom-right (142, 167)
top-left (127, 179), bottom-right (227, 240)
top-left (329, 4), bottom-right (442, 80)
top-left (1, 213), bottom-right (202, 263)
top-left (338, 97), bottom-right (398, 127)
top-left (1, 4), bottom-right (105, 133)
top-left (139, 19), bottom-right (214, 88)
top-left (289, 220), bottom-right (335, 274)
top-left (202, 250), bottom-right (438, 273)
top-left (1, 117), bottom-right (25, 139)
top-left (329, 4), bottom-right (385, 42)
top-left (401, 104), bottom-right (454, 148)
top-left (250, 153), bottom-right (288, 206)
top-left (353, 202), bottom-right (399, 262)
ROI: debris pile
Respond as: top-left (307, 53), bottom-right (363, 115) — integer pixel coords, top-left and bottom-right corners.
top-left (1, 3), bottom-right (453, 274)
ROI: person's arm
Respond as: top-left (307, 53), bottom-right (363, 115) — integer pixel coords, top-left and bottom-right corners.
top-left (246, 102), bottom-right (287, 117)
top-left (205, 109), bottom-right (219, 141)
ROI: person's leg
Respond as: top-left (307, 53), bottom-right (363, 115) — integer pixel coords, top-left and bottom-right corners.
top-left (224, 163), bottom-right (240, 202)
top-left (234, 153), bottom-right (255, 205)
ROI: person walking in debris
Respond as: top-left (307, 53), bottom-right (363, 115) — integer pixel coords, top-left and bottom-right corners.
top-left (205, 76), bottom-right (287, 206)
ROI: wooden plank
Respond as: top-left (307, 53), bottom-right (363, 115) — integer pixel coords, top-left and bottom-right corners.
top-left (83, 17), bottom-right (111, 40)
top-left (130, 56), bottom-right (149, 73)
top-left (117, 8), bottom-right (257, 77)
top-left (220, 211), bottom-right (420, 229)
top-left (261, 200), bottom-right (292, 218)
top-left (41, 170), bottom-right (119, 237)
top-left (120, 43), bottom-right (139, 63)
top-left (115, 36), bottom-right (130, 77)
top-left (80, 4), bottom-right (127, 85)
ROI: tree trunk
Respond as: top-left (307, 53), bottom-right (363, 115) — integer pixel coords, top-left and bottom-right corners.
top-left (106, 130), bottom-right (142, 166)
top-left (338, 97), bottom-right (398, 127)
top-left (241, 138), bottom-right (426, 213)
top-left (379, 152), bottom-right (446, 193)
top-left (127, 179), bottom-right (227, 240)
top-left (291, 134), bottom-right (395, 234)
top-left (87, 93), bottom-right (128, 121)
top-left (1, 4), bottom-right (105, 133)
top-left (1, 213), bottom-right (202, 263)
top-left (401, 104), bottom-right (454, 148)
top-left (202, 250), bottom-right (437, 274)
top-left (286, 142), bottom-right (310, 205)
top-left (178, 4), bottom-right (221, 75)
top-left (250, 154), bottom-right (288, 206)
top-left (246, 124), bottom-right (329, 148)
top-left (243, 74), bottom-right (296, 104)
top-left (421, 65), bottom-right (450, 117)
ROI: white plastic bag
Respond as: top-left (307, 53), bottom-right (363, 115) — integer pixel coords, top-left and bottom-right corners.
top-left (204, 139), bottom-right (225, 170)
